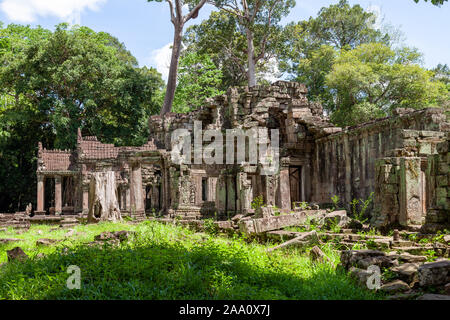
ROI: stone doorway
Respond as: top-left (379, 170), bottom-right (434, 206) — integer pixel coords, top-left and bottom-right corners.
top-left (289, 166), bottom-right (303, 203)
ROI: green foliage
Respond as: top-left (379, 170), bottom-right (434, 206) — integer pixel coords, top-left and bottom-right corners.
top-left (203, 218), bottom-right (219, 236)
top-left (251, 195), bottom-right (264, 211)
top-left (0, 221), bottom-right (381, 300)
top-left (173, 52), bottom-right (224, 113)
top-left (183, 10), bottom-right (248, 89)
top-left (0, 23), bottom-right (164, 212)
top-left (350, 192), bottom-right (374, 224)
top-left (328, 217), bottom-right (342, 234)
top-left (414, 0), bottom-right (447, 5)
top-left (424, 249), bottom-right (437, 262)
top-left (326, 43), bottom-right (447, 126)
top-left (279, 0), bottom-right (449, 127)
top-left (184, 0), bottom-right (294, 87)
top-left (331, 195), bottom-right (341, 211)
top-left (293, 201), bottom-right (309, 210)
top-left (280, 0), bottom-right (393, 111)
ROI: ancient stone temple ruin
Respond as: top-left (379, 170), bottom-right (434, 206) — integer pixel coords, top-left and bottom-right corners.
top-left (36, 81), bottom-right (450, 230)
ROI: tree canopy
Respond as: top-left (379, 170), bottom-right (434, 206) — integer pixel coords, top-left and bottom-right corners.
top-left (173, 52), bottom-right (224, 113)
top-left (414, 0), bottom-right (448, 5)
top-left (0, 23), bottom-right (164, 211)
top-left (326, 43), bottom-right (447, 126)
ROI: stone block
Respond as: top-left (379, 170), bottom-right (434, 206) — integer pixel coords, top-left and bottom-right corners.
top-left (418, 260), bottom-right (450, 287)
top-left (340, 250), bottom-right (386, 270)
top-left (438, 162), bottom-right (449, 175)
top-left (382, 184), bottom-right (399, 194)
top-left (381, 280), bottom-right (410, 293)
top-left (238, 211), bottom-right (312, 234)
top-left (418, 142), bottom-right (432, 155)
top-left (436, 175), bottom-right (448, 187)
top-left (402, 130), bottom-right (419, 139)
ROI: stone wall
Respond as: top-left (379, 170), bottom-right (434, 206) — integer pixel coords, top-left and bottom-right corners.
top-left (35, 81), bottom-right (449, 230)
top-left (313, 109), bottom-right (448, 212)
top-left (423, 136), bottom-right (450, 232)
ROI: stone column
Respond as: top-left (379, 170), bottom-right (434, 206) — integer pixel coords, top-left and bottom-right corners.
top-left (399, 157), bottom-right (423, 226)
top-left (208, 177), bottom-right (217, 202)
top-left (279, 159), bottom-right (291, 210)
top-left (82, 185), bottom-right (89, 215)
top-left (237, 172), bottom-right (253, 213)
top-left (130, 162), bottom-right (144, 215)
top-left (54, 175), bottom-right (62, 215)
top-left (215, 174), bottom-right (227, 214)
top-left (343, 133), bottom-right (352, 205)
top-left (36, 174), bottom-right (45, 214)
top-left (125, 187), bottom-right (131, 211)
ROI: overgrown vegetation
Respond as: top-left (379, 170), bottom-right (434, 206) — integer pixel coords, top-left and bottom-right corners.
top-left (0, 221), bottom-right (382, 300)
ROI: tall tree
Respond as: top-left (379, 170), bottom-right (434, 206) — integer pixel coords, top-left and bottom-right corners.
top-left (148, 0), bottom-right (209, 115)
top-left (183, 9), bottom-right (285, 89)
top-left (0, 23), bottom-right (163, 212)
top-left (279, 0), bottom-right (394, 113)
top-left (414, 0), bottom-right (447, 5)
top-left (326, 43), bottom-right (447, 126)
top-left (214, 0), bottom-right (295, 87)
top-left (173, 52), bottom-right (224, 113)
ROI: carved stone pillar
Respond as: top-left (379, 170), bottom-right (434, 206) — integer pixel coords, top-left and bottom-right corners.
top-left (279, 158), bottom-right (291, 210)
top-left (54, 175), bottom-right (62, 215)
top-left (237, 172), bottom-right (252, 214)
top-left (36, 174), bottom-right (45, 214)
top-left (130, 161), bottom-right (144, 215)
top-left (82, 185), bottom-right (89, 215)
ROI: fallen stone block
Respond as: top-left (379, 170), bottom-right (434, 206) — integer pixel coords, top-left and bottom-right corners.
top-left (391, 263), bottom-right (420, 285)
top-left (239, 211), bottom-right (312, 234)
top-left (356, 255), bottom-right (398, 269)
top-left (321, 210), bottom-right (347, 227)
top-left (309, 246), bottom-right (331, 264)
top-left (267, 231), bottom-right (319, 252)
top-left (231, 214), bottom-right (244, 223)
top-left (387, 292), bottom-right (421, 300)
top-left (445, 283), bottom-right (450, 295)
top-left (444, 235), bottom-right (450, 245)
top-left (387, 252), bottom-right (427, 263)
top-left (36, 238), bottom-right (60, 246)
top-left (349, 267), bottom-right (373, 287)
top-left (65, 229), bottom-right (75, 237)
top-left (381, 280), bottom-right (410, 293)
top-left (214, 221), bottom-right (234, 231)
top-left (94, 230), bottom-right (135, 242)
top-left (418, 260), bottom-right (450, 287)
top-left (7, 247), bottom-right (28, 262)
top-left (417, 294), bottom-right (450, 300)
top-left (0, 238), bottom-right (22, 244)
top-left (340, 250), bottom-right (386, 270)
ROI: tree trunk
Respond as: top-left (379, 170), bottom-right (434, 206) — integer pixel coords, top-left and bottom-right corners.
top-left (160, 26), bottom-right (183, 115)
top-left (88, 171), bottom-right (121, 222)
top-left (246, 27), bottom-right (257, 87)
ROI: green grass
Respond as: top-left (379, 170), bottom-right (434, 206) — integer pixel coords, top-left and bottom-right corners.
top-left (0, 221), bottom-right (383, 300)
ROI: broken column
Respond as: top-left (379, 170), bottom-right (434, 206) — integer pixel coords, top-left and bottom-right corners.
top-left (54, 175), bottom-right (62, 215)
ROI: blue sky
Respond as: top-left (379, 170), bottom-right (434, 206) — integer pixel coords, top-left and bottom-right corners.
top-left (0, 0), bottom-right (448, 81)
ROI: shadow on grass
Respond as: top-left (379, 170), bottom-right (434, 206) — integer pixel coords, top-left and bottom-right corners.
top-left (0, 231), bottom-right (382, 300)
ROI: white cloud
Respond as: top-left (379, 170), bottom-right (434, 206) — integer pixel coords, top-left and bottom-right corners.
top-left (148, 42), bottom-right (173, 82)
top-left (0, 0), bottom-right (107, 24)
